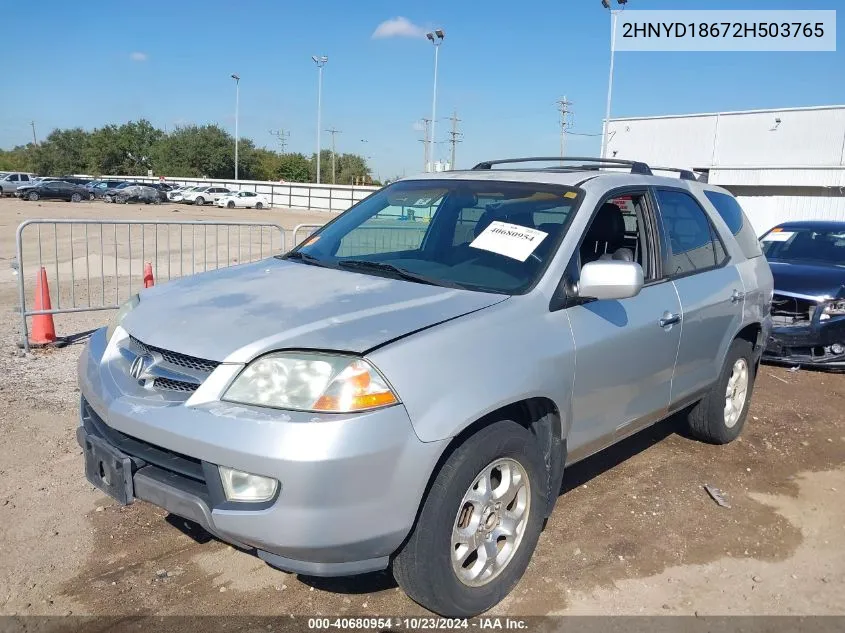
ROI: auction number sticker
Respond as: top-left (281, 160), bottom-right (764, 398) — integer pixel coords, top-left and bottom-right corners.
top-left (470, 221), bottom-right (547, 262)
top-left (762, 231), bottom-right (795, 242)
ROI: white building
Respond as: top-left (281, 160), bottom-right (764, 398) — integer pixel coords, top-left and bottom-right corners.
top-left (605, 105), bottom-right (845, 234)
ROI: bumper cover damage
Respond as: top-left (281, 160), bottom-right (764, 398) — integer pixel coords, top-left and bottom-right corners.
top-left (763, 315), bottom-right (845, 370)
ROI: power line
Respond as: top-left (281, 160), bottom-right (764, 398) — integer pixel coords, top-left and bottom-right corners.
top-left (555, 97), bottom-right (573, 159)
top-left (325, 127), bottom-right (342, 184)
top-left (448, 111), bottom-right (462, 170)
top-left (269, 129), bottom-right (290, 153)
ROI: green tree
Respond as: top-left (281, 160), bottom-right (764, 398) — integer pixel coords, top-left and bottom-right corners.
top-left (309, 150), bottom-right (371, 184)
top-left (87, 120), bottom-right (164, 175)
top-left (32, 128), bottom-right (90, 175)
top-left (277, 153), bottom-right (311, 182)
top-left (0, 145), bottom-right (35, 172)
top-left (151, 124), bottom-right (236, 179)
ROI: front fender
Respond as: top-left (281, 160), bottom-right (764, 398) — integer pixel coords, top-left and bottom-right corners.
top-left (367, 298), bottom-right (575, 444)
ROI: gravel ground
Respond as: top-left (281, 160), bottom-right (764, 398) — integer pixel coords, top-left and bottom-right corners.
top-left (0, 197), bottom-right (843, 618)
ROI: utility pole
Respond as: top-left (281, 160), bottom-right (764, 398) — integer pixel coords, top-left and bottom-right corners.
top-left (30, 121), bottom-right (38, 146)
top-left (326, 127), bottom-right (341, 184)
top-left (269, 129), bottom-right (290, 153)
top-left (555, 96), bottom-right (573, 160)
top-left (419, 118), bottom-right (431, 172)
top-left (447, 111), bottom-right (462, 170)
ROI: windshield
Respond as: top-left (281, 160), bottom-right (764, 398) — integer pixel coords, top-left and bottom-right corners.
top-left (761, 227), bottom-right (845, 267)
top-left (289, 179), bottom-right (582, 294)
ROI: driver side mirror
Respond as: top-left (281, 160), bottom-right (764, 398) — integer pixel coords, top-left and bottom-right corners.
top-left (577, 260), bottom-right (644, 301)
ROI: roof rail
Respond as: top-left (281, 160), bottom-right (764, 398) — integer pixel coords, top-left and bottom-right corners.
top-left (471, 156), bottom-right (653, 176)
top-left (650, 166), bottom-right (700, 181)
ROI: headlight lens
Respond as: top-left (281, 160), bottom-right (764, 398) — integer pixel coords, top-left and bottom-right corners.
top-left (223, 353), bottom-right (398, 413)
top-left (219, 466), bottom-right (278, 502)
top-left (106, 294), bottom-right (139, 342)
top-left (822, 300), bottom-right (845, 319)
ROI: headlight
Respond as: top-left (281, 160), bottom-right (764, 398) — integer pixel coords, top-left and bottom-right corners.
top-left (106, 294), bottom-right (139, 342)
top-left (223, 352), bottom-right (399, 413)
top-left (822, 300), bottom-right (845, 320)
top-left (219, 466), bottom-right (278, 502)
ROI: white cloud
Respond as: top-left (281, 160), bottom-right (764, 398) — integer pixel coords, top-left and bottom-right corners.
top-left (129, 52), bottom-right (148, 62)
top-left (372, 17), bottom-right (426, 39)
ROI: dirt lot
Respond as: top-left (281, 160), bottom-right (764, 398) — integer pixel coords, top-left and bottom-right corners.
top-left (0, 197), bottom-right (843, 618)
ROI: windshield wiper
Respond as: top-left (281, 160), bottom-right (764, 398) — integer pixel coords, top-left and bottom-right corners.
top-left (278, 251), bottom-right (335, 268)
top-left (337, 259), bottom-right (447, 287)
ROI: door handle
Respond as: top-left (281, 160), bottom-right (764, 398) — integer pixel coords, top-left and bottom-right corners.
top-left (730, 289), bottom-right (746, 303)
top-left (659, 312), bottom-right (681, 328)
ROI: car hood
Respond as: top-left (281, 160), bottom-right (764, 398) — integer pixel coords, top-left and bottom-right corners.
top-left (121, 258), bottom-right (507, 363)
top-left (769, 260), bottom-right (845, 300)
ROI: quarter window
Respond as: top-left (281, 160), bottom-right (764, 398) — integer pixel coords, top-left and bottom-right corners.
top-left (703, 190), bottom-right (763, 259)
top-left (655, 190), bottom-right (721, 276)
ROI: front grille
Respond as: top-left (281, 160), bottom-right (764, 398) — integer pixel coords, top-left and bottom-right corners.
top-left (771, 293), bottom-right (815, 326)
top-left (153, 377), bottom-right (200, 393)
top-left (130, 336), bottom-right (220, 374)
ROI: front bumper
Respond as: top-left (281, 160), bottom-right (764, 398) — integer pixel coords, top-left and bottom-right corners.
top-left (78, 327), bottom-right (448, 576)
top-left (763, 315), bottom-right (845, 370)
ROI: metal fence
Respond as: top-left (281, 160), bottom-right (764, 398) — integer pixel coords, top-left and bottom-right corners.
top-left (292, 223), bottom-right (324, 245)
top-left (16, 219), bottom-right (285, 351)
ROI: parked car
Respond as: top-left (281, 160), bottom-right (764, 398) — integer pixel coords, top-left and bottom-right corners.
top-left (760, 220), bottom-right (845, 371)
top-left (216, 191), bottom-right (270, 209)
top-left (102, 182), bottom-right (142, 203)
top-left (167, 185), bottom-right (195, 201)
top-left (17, 180), bottom-right (91, 202)
top-left (88, 180), bottom-right (130, 198)
top-left (114, 185), bottom-right (161, 205)
top-left (181, 185), bottom-right (232, 205)
top-left (0, 172), bottom-right (37, 196)
top-left (77, 157), bottom-right (772, 617)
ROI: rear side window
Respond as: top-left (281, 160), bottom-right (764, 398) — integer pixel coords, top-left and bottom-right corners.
top-left (704, 191), bottom-right (763, 259)
top-left (655, 190), bottom-right (722, 276)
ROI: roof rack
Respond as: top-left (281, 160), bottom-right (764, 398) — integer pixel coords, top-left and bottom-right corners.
top-left (471, 156), bottom-right (653, 176)
top-left (650, 166), bottom-right (700, 181)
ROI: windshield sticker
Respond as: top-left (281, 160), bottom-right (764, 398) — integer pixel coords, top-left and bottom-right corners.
top-left (470, 221), bottom-right (548, 262)
top-left (762, 231), bottom-right (794, 242)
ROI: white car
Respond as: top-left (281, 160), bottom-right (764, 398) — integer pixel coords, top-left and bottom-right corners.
top-left (182, 185), bottom-right (232, 206)
top-left (216, 191), bottom-right (271, 209)
top-left (168, 185), bottom-right (196, 201)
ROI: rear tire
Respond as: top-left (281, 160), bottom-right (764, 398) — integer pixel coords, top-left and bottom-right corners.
top-left (686, 338), bottom-right (755, 444)
top-left (393, 420), bottom-right (546, 617)
top-left (88, 193), bottom-right (95, 200)
top-left (71, 193), bottom-right (82, 203)
top-left (255, 201), bottom-right (263, 209)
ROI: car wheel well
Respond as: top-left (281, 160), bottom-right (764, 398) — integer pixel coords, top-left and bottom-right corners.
top-left (735, 322), bottom-right (763, 353)
top-left (411, 398), bottom-right (564, 537)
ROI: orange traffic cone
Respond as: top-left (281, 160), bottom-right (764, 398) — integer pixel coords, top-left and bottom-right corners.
top-left (143, 262), bottom-right (155, 288)
top-left (30, 266), bottom-right (57, 345)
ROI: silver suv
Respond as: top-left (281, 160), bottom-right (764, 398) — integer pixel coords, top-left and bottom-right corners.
top-left (77, 157), bottom-right (773, 616)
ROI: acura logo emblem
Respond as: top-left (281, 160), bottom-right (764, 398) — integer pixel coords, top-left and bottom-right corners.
top-left (129, 353), bottom-right (155, 380)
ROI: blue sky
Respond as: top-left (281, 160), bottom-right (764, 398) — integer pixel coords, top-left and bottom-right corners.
top-left (1, 0), bottom-right (842, 180)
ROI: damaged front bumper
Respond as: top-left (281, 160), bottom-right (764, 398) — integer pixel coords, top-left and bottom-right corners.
top-left (763, 313), bottom-right (845, 370)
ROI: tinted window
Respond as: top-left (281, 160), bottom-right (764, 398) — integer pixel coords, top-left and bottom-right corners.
top-left (761, 227), bottom-right (845, 266)
top-left (656, 190), bottom-right (719, 275)
top-left (20, 175), bottom-right (29, 181)
top-left (704, 190), bottom-right (763, 259)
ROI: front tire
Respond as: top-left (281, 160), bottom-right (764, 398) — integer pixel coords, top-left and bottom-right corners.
top-left (194, 196), bottom-right (205, 206)
top-left (28, 191), bottom-right (39, 201)
top-left (393, 420), bottom-right (546, 617)
top-left (227, 201), bottom-right (235, 209)
top-left (686, 338), bottom-right (755, 444)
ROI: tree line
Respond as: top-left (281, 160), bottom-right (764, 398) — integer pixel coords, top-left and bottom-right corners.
top-left (0, 120), bottom-right (375, 185)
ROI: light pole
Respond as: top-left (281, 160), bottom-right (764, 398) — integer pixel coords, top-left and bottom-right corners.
top-left (312, 55), bottom-right (328, 183)
top-left (426, 29), bottom-right (444, 172)
top-left (231, 74), bottom-right (240, 180)
top-left (600, 0), bottom-right (626, 158)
